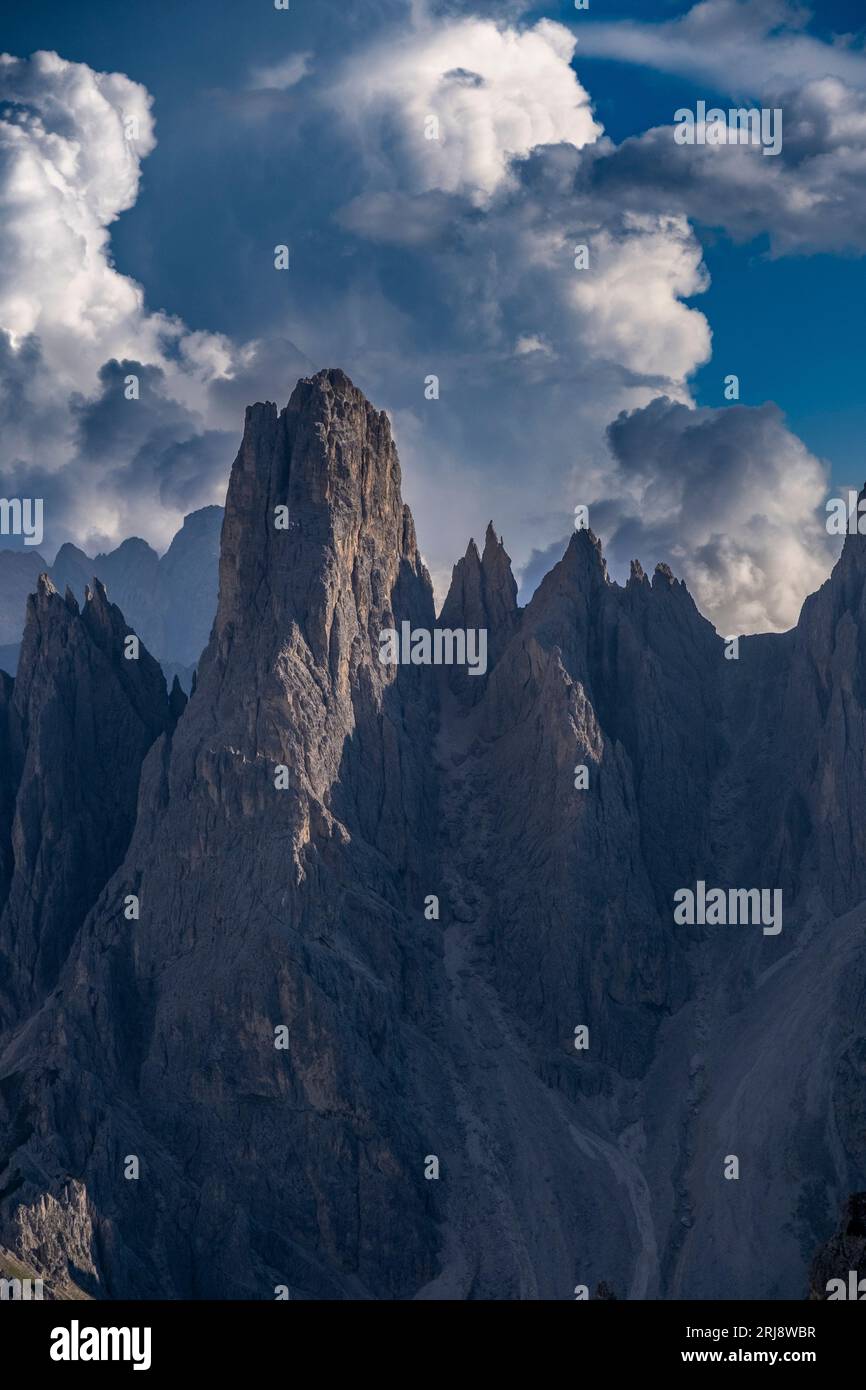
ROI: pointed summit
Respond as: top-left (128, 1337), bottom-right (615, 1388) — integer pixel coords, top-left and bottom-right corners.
top-left (440, 522), bottom-right (518, 678)
top-left (214, 368), bottom-right (432, 675)
top-left (84, 573), bottom-right (109, 606)
top-left (525, 526), bottom-right (608, 626)
top-left (652, 562), bottom-right (676, 589)
top-left (628, 559), bottom-right (647, 586)
top-left (35, 571), bottom-right (58, 602)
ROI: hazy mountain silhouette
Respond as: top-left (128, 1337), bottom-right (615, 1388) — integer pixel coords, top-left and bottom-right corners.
top-left (0, 506), bottom-right (222, 687)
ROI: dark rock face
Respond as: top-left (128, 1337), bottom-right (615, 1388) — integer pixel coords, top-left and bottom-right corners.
top-left (454, 530), bottom-right (719, 1081)
top-left (0, 578), bottom-right (172, 1023)
top-left (0, 368), bottom-right (864, 1301)
top-left (0, 372), bottom-right (445, 1299)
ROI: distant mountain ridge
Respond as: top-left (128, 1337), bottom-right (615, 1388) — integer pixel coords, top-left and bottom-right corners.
top-left (0, 370), bottom-right (863, 1301)
top-left (0, 506), bottom-right (223, 684)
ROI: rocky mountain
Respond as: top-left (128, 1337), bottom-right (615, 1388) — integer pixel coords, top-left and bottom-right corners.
top-left (0, 368), bottom-right (864, 1300)
top-left (0, 578), bottom-right (175, 1025)
top-left (0, 506), bottom-right (222, 683)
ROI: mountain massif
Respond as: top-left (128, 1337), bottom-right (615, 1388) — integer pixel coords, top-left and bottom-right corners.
top-left (0, 368), bottom-right (863, 1300)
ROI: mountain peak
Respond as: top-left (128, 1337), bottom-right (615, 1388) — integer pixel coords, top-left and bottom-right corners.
top-left (52, 541), bottom-right (90, 564)
top-left (558, 526), bottom-right (610, 588)
top-left (211, 368), bottom-right (432, 694)
top-left (35, 571), bottom-right (58, 604)
top-left (178, 504), bottom-right (223, 534)
top-left (108, 536), bottom-right (158, 560)
top-left (440, 520), bottom-right (519, 676)
top-left (652, 561), bottom-right (676, 588)
top-left (84, 574), bottom-right (110, 605)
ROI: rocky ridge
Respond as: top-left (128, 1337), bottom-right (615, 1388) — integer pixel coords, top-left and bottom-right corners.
top-left (0, 369), bottom-right (864, 1300)
top-left (0, 505), bottom-right (222, 682)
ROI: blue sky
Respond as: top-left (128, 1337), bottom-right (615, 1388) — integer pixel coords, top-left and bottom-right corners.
top-left (1, 0), bottom-right (865, 633)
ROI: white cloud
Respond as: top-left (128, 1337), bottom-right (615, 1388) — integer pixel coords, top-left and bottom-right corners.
top-left (569, 74), bottom-right (866, 256)
top-left (0, 50), bottom-right (156, 359)
top-left (328, 17), bottom-right (602, 202)
top-left (601, 397), bottom-right (837, 634)
top-left (0, 24), bottom-right (852, 640)
top-left (0, 50), bottom-right (250, 554)
top-left (578, 0), bottom-right (866, 97)
top-left (324, 17), bottom-right (727, 618)
top-left (567, 214), bottom-right (712, 381)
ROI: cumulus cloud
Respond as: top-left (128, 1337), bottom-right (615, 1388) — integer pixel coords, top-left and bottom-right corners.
top-left (568, 0), bottom-right (866, 256)
top-left (0, 50), bottom-right (157, 367)
top-left (575, 77), bottom-right (866, 256)
top-left (328, 17), bottom-right (601, 201)
top-left (324, 20), bottom-right (716, 605)
top-left (567, 214), bottom-right (711, 379)
top-left (599, 397), bottom-right (836, 634)
top-left (0, 16), bottom-right (855, 640)
top-left (0, 50), bottom-right (260, 555)
top-left (321, 9), bottom-right (827, 636)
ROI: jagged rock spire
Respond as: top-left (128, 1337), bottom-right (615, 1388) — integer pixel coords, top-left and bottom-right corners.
top-left (213, 368), bottom-right (433, 674)
top-left (440, 520), bottom-right (519, 677)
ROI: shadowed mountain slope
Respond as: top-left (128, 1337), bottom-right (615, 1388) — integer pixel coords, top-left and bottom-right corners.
top-left (0, 370), bottom-right (863, 1300)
